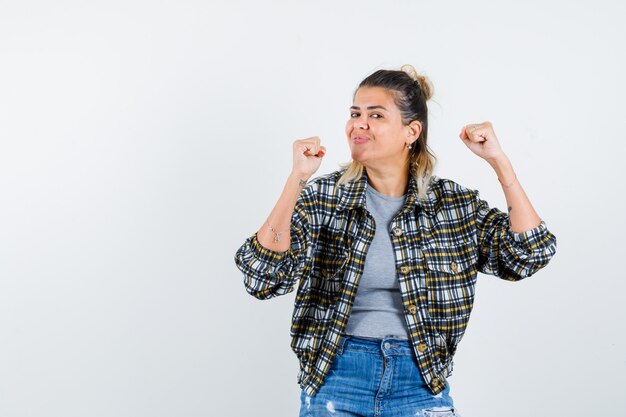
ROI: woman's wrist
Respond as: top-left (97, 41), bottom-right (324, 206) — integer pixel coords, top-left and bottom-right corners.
top-left (289, 171), bottom-right (312, 186)
top-left (487, 154), bottom-right (516, 186)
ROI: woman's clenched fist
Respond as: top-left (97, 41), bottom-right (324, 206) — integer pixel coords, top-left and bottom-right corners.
top-left (291, 136), bottom-right (326, 178)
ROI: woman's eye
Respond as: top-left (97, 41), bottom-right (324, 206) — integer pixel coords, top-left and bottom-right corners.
top-left (350, 113), bottom-right (382, 118)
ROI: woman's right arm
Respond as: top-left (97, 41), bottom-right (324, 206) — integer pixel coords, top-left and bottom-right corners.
top-left (256, 137), bottom-right (326, 252)
top-left (234, 137), bottom-right (326, 300)
top-left (255, 171), bottom-right (313, 253)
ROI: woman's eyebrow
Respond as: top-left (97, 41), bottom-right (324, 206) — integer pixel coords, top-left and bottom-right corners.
top-left (350, 105), bottom-right (388, 112)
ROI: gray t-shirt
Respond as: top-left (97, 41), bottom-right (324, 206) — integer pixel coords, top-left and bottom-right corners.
top-left (343, 182), bottom-right (410, 340)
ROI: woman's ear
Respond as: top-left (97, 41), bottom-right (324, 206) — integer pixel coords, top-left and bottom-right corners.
top-left (408, 120), bottom-right (422, 139)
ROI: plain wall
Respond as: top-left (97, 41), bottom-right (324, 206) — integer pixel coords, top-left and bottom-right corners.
top-left (1, 1), bottom-right (624, 416)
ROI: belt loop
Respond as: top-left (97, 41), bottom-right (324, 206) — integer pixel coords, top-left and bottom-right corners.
top-left (338, 335), bottom-right (348, 354)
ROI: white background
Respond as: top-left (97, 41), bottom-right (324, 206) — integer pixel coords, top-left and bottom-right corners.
top-left (1, 1), bottom-right (624, 416)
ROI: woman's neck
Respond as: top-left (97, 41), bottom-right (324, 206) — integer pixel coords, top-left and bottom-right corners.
top-left (364, 165), bottom-right (409, 198)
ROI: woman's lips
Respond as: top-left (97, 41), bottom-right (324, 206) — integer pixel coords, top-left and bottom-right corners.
top-left (353, 136), bottom-right (369, 144)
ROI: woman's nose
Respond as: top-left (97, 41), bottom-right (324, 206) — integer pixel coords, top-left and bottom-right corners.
top-left (355, 116), bottom-right (368, 129)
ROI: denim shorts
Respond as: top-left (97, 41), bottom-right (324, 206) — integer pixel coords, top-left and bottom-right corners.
top-left (299, 334), bottom-right (460, 417)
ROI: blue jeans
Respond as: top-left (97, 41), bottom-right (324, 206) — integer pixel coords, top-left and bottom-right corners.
top-left (299, 335), bottom-right (459, 417)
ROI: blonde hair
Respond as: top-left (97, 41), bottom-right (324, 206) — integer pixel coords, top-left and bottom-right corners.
top-left (338, 65), bottom-right (437, 200)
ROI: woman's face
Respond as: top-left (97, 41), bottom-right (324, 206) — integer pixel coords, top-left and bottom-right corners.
top-left (345, 86), bottom-right (411, 167)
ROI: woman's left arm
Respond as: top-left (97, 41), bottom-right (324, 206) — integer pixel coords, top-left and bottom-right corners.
top-left (460, 121), bottom-right (557, 280)
top-left (460, 121), bottom-right (540, 233)
top-left (487, 154), bottom-right (541, 233)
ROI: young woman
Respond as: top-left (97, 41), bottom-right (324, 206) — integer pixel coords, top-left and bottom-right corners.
top-left (235, 65), bottom-right (557, 417)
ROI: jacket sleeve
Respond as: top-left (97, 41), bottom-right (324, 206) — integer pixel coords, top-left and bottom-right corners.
top-left (234, 186), bottom-right (315, 300)
top-left (473, 189), bottom-right (557, 281)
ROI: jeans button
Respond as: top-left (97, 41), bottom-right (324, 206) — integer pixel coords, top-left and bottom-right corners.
top-left (384, 342), bottom-right (391, 349)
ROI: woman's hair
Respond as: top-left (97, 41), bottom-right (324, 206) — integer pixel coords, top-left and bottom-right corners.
top-left (338, 64), bottom-right (437, 200)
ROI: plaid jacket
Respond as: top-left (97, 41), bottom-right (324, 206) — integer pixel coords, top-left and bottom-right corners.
top-left (234, 167), bottom-right (557, 397)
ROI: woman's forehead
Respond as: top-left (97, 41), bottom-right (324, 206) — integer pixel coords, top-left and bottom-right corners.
top-left (353, 87), bottom-right (396, 108)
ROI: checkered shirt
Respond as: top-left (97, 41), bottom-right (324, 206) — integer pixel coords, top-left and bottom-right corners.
top-left (234, 167), bottom-right (557, 396)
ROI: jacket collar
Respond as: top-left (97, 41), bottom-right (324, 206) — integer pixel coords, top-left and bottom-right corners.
top-left (336, 168), bottom-right (438, 214)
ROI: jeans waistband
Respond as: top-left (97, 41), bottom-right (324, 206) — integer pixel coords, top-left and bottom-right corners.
top-left (338, 334), bottom-right (413, 355)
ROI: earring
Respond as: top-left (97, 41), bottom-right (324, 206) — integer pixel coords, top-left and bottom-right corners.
top-left (407, 143), bottom-right (412, 149)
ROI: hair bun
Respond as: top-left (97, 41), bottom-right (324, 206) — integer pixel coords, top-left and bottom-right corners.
top-left (400, 64), bottom-right (434, 101)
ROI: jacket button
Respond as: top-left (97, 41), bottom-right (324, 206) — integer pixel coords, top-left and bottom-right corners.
top-left (392, 227), bottom-right (403, 237)
top-left (400, 265), bottom-right (410, 274)
top-left (417, 343), bottom-right (428, 352)
top-left (407, 304), bottom-right (417, 314)
top-left (450, 261), bottom-right (458, 273)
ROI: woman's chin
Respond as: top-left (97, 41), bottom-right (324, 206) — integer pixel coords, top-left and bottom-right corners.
top-left (350, 150), bottom-right (368, 162)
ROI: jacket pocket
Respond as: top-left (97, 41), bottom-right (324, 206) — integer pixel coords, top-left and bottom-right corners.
top-left (318, 249), bottom-right (349, 298)
top-left (422, 238), bottom-right (478, 319)
top-left (426, 314), bottom-right (470, 374)
top-left (302, 302), bottom-right (337, 370)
